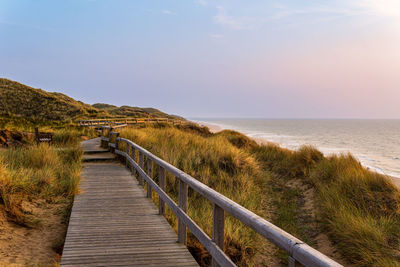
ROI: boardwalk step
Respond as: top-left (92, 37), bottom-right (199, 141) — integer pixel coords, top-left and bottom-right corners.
top-left (84, 149), bottom-right (109, 154)
top-left (82, 153), bottom-right (116, 162)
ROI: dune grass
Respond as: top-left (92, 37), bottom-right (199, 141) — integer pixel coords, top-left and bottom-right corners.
top-left (310, 155), bottom-right (400, 266)
top-left (117, 124), bottom-right (400, 266)
top-left (0, 143), bottom-right (82, 226)
top-left (52, 127), bottom-right (97, 146)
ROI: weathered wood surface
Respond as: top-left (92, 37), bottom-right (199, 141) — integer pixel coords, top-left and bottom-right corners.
top-left (81, 137), bottom-right (106, 151)
top-left (34, 126), bottom-right (53, 144)
top-left (61, 138), bottom-right (198, 266)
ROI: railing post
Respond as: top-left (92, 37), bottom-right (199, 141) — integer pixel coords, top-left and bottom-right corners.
top-left (107, 127), bottom-right (113, 150)
top-left (288, 256), bottom-right (302, 267)
top-left (34, 127), bottom-right (40, 145)
top-left (114, 132), bottom-right (120, 153)
top-left (159, 166), bottom-right (166, 215)
top-left (126, 144), bottom-right (130, 168)
top-left (212, 204), bottom-right (225, 267)
top-left (178, 180), bottom-right (188, 244)
top-left (146, 159), bottom-right (153, 198)
top-left (138, 152), bottom-right (144, 186)
top-left (131, 147), bottom-right (136, 176)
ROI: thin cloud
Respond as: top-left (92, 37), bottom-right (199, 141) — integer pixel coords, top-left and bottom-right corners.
top-left (195, 0), bottom-right (208, 7)
top-left (214, 6), bottom-right (255, 30)
top-left (0, 19), bottom-right (55, 32)
top-left (351, 0), bottom-right (400, 17)
top-left (270, 1), bottom-right (400, 21)
top-left (270, 6), bottom-right (359, 20)
top-left (211, 1), bottom-right (400, 32)
top-left (162, 10), bottom-right (176, 15)
top-left (209, 34), bottom-right (224, 39)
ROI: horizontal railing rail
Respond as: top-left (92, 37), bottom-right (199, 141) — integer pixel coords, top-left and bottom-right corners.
top-left (100, 127), bottom-right (342, 267)
top-left (78, 117), bottom-right (184, 127)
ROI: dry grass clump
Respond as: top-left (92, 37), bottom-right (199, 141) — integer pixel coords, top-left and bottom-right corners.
top-left (216, 130), bottom-right (258, 150)
top-left (0, 144), bottom-right (82, 226)
top-left (52, 127), bottom-right (97, 146)
top-left (310, 155), bottom-right (400, 266)
top-left (119, 126), bottom-right (269, 266)
top-left (253, 144), bottom-right (324, 179)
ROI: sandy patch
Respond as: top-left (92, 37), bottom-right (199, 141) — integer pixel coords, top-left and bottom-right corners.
top-left (286, 179), bottom-right (348, 266)
top-left (0, 200), bottom-right (70, 266)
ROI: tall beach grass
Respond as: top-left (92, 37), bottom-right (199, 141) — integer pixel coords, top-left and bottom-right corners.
top-left (0, 143), bottom-right (82, 226)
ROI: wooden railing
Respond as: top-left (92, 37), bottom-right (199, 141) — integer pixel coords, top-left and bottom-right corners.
top-left (100, 126), bottom-right (342, 267)
top-left (78, 117), bottom-right (184, 127)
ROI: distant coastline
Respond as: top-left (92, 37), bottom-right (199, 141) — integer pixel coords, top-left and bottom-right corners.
top-left (193, 119), bottom-right (400, 188)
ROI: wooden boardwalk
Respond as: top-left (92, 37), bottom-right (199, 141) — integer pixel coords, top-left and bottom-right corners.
top-left (61, 138), bottom-right (198, 266)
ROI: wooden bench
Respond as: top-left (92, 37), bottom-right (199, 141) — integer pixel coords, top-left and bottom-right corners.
top-left (34, 127), bottom-right (53, 145)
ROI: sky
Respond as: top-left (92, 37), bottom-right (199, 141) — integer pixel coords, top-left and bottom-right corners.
top-left (1, 0), bottom-right (399, 118)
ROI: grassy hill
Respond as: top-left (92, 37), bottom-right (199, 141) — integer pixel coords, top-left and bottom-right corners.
top-left (0, 78), bottom-right (102, 121)
top-left (0, 78), bottom-right (183, 127)
top-left (92, 103), bottom-right (183, 120)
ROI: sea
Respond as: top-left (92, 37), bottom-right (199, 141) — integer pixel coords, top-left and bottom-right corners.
top-left (192, 119), bottom-right (400, 179)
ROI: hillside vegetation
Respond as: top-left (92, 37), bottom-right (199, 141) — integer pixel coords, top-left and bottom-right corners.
top-left (0, 78), bottom-right (183, 128)
top-left (118, 124), bottom-right (400, 266)
top-left (0, 78), bottom-right (101, 122)
top-left (92, 103), bottom-right (183, 120)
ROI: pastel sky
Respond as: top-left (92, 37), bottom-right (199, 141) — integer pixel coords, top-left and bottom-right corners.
top-left (1, 0), bottom-right (399, 118)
